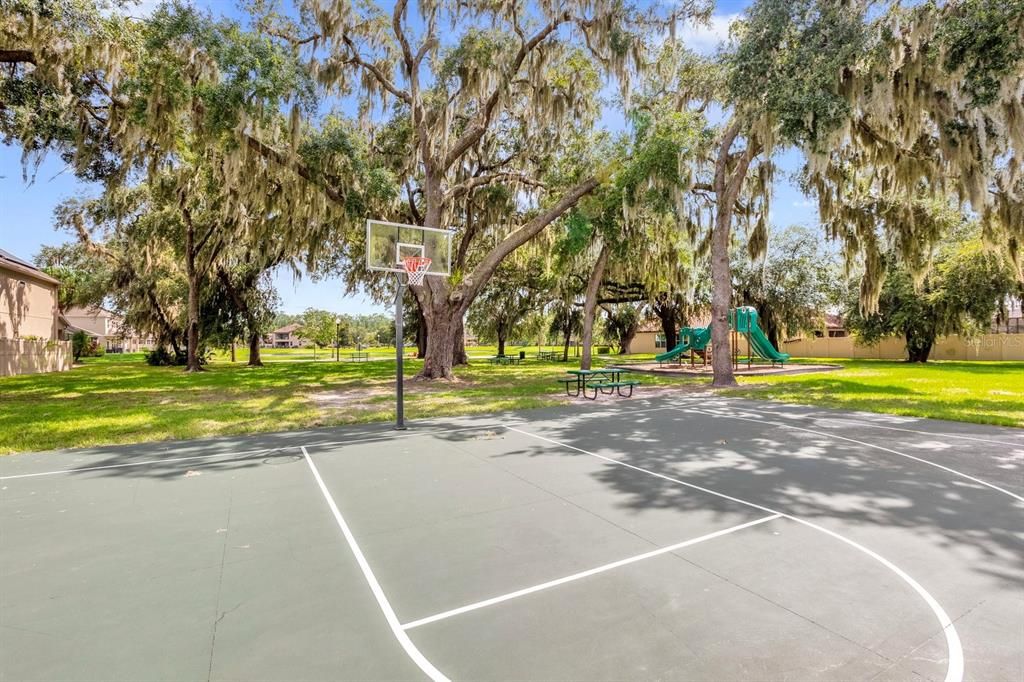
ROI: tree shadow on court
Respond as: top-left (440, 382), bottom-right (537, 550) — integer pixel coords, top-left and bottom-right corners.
top-left (468, 402), bottom-right (1024, 592)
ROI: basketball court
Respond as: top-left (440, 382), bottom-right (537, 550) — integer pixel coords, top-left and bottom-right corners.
top-left (2, 394), bottom-right (1021, 681)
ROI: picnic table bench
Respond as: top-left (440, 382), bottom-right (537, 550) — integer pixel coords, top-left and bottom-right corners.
top-left (349, 351), bottom-right (369, 361)
top-left (557, 368), bottom-right (639, 399)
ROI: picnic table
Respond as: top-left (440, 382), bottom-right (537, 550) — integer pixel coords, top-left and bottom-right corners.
top-left (349, 351), bottom-right (369, 361)
top-left (557, 368), bottom-right (639, 399)
top-left (536, 350), bottom-right (564, 361)
top-left (487, 354), bottom-right (522, 365)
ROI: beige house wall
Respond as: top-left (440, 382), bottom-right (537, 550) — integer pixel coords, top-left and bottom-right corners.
top-left (0, 267), bottom-right (59, 340)
top-left (0, 339), bottom-right (72, 376)
top-left (629, 332), bottom-right (662, 354)
top-left (781, 333), bottom-right (1024, 361)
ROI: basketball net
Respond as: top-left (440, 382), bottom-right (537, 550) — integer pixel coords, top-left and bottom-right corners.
top-left (401, 255), bottom-right (432, 286)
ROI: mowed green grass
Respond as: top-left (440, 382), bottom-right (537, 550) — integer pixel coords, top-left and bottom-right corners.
top-left (0, 352), bottom-right (685, 454)
top-left (733, 359), bottom-right (1024, 428)
top-left (2, 353), bottom-right (1021, 455)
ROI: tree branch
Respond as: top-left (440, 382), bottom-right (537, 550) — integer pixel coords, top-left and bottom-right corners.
top-left (0, 49), bottom-right (35, 64)
top-left (339, 35), bottom-right (411, 103)
top-left (445, 172), bottom-right (546, 201)
top-left (456, 175), bottom-right (599, 304)
top-left (441, 11), bottom-right (571, 171)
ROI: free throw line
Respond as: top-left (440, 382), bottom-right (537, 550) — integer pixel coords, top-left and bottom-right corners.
top-left (300, 446), bottom-right (448, 682)
top-left (401, 513), bottom-right (781, 631)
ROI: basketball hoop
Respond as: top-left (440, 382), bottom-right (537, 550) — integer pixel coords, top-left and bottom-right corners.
top-left (401, 255), bottom-right (432, 286)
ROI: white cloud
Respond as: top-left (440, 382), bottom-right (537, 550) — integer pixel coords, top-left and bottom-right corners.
top-left (675, 13), bottom-right (740, 56)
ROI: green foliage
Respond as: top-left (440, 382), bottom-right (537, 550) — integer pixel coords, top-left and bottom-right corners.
top-left (938, 0), bottom-right (1024, 106)
top-left (844, 228), bottom-right (1017, 362)
top-left (297, 308), bottom-right (336, 348)
top-left (602, 304), bottom-right (642, 354)
top-left (70, 331), bottom-right (88, 362)
top-left (733, 226), bottom-right (843, 347)
top-left (726, 0), bottom-right (870, 147)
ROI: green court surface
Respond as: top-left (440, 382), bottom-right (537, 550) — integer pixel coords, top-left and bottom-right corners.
top-left (1, 396), bottom-right (1021, 681)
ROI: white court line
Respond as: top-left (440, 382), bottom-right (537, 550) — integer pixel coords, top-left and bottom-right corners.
top-left (1, 421), bottom-right (528, 482)
top-left (726, 405), bottom-right (1024, 447)
top-left (300, 447), bottom-right (448, 682)
top-left (688, 407), bottom-right (1024, 505)
top-left (301, 421), bottom-right (527, 450)
top-left (0, 447), bottom-right (279, 481)
top-left (505, 425), bottom-right (964, 682)
top-left (402, 514), bottom-right (781, 631)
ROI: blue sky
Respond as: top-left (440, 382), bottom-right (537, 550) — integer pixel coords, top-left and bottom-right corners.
top-left (0, 0), bottom-right (817, 315)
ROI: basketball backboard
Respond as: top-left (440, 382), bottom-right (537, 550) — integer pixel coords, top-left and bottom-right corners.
top-left (366, 219), bottom-right (453, 276)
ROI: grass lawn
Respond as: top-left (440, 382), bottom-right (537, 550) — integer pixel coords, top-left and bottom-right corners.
top-left (732, 359), bottom-right (1024, 428)
top-left (2, 353), bottom-right (1021, 455)
top-left (0, 352), bottom-right (686, 454)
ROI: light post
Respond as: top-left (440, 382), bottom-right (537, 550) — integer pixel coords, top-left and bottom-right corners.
top-left (334, 317), bottom-right (341, 361)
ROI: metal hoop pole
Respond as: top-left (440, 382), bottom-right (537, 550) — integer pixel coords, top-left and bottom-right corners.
top-left (394, 274), bottom-right (407, 430)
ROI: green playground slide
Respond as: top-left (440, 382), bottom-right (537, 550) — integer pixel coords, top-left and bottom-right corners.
top-left (730, 306), bottom-right (790, 363)
top-left (654, 325), bottom-right (711, 363)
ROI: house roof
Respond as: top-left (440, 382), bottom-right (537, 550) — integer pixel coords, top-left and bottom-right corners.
top-left (825, 313), bottom-right (844, 329)
top-left (272, 323), bottom-right (302, 334)
top-left (64, 305), bottom-right (123, 321)
top-left (0, 248), bottom-right (60, 286)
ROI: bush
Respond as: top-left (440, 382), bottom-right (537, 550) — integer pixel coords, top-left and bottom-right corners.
top-left (596, 346), bottom-right (611, 354)
top-left (144, 346), bottom-right (208, 366)
top-left (71, 331), bottom-right (89, 361)
top-left (145, 346), bottom-right (187, 366)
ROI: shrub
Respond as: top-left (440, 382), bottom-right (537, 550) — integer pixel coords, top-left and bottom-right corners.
top-left (71, 331), bottom-right (89, 361)
top-left (145, 346), bottom-right (186, 366)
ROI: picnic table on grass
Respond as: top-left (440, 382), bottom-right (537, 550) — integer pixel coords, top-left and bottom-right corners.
top-left (536, 350), bottom-right (564, 361)
top-left (557, 368), bottom-right (639, 399)
top-left (349, 351), bottom-right (369, 361)
top-left (487, 354), bottom-right (522, 365)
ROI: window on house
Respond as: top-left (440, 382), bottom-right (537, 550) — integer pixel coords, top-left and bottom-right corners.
top-left (828, 330), bottom-right (847, 338)
top-left (655, 334), bottom-right (666, 349)
top-left (813, 330), bottom-right (824, 338)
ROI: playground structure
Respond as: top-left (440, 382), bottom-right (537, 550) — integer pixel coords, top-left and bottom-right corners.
top-left (655, 306), bottom-right (790, 369)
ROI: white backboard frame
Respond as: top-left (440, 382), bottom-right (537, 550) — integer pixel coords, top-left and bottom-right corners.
top-left (366, 219), bottom-right (453, 276)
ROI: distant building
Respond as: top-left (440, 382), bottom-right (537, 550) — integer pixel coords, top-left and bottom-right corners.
top-left (266, 323), bottom-right (303, 348)
top-left (625, 319), bottom-right (666, 354)
top-left (0, 248), bottom-right (70, 376)
top-left (62, 306), bottom-right (154, 352)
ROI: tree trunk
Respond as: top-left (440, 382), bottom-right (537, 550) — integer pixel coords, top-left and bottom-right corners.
top-left (183, 219), bottom-right (203, 373)
top-left (906, 332), bottom-right (934, 362)
top-left (618, 321), bottom-right (638, 354)
top-left (452, 314), bottom-right (469, 365)
top-left (562, 328), bottom-right (572, 362)
top-left (580, 244), bottom-right (610, 370)
top-left (709, 122), bottom-right (756, 388)
top-left (248, 331), bottom-right (263, 367)
top-left (497, 326), bottom-right (506, 357)
top-left (416, 301), bottom-right (427, 359)
top-left (709, 206), bottom-right (735, 386)
top-left (655, 301), bottom-right (679, 351)
top-left (414, 174), bottom-right (599, 379)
